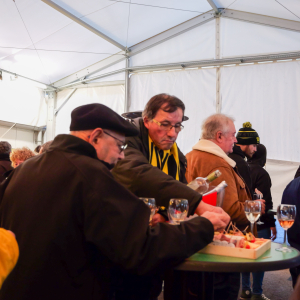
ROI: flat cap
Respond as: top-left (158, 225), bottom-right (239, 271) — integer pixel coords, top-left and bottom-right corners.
top-left (70, 103), bottom-right (139, 136)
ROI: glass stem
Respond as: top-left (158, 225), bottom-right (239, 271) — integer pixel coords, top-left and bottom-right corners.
top-left (283, 229), bottom-right (287, 248)
top-left (250, 222), bottom-right (254, 234)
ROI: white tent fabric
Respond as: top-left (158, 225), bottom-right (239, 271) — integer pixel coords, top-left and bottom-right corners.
top-left (55, 85), bottom-right (125, 135)
top-left (130, 21), bottom-right (215, 66)
top-left (221, 18), bottom-right (300, 57)
top-left (0, 72), bottom-right (46, 126)
top-left (129, 68), bottom-right (216, 154)
top-left (220, 61), bottom-right (300, 162)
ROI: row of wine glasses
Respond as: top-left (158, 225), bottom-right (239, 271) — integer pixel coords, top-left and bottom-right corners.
top-left (140, 198), bottom-right (189, 225)
top-left (245, 199), bottom-right (296, 253)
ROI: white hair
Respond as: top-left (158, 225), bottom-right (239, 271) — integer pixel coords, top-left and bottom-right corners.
top-left (201, 114), bottom-right (235, 140)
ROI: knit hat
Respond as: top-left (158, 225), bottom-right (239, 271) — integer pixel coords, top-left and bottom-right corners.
top-left (236, 122), bottom-right (260, 145)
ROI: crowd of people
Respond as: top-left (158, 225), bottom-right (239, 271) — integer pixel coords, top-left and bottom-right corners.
top-left (0, 93), bottom-right (298, 300)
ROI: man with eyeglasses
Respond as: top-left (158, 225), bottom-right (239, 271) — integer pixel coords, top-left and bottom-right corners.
top-left (112, 94), bottom-right (229, 299)
top-left (0, 103), bottom-right (229, 300)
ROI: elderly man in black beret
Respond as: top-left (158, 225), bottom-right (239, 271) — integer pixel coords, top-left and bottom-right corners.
top-left (0, 103), bottom-right (229, 300)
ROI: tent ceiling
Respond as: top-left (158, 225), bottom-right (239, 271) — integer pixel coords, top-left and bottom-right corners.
top-left (1, 0), bottom-right (300, 86)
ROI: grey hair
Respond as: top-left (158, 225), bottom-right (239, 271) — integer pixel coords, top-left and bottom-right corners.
top-left (0, 141), bottom-right (12, 154)
top-left (201, 114), bottom-right (235, 140)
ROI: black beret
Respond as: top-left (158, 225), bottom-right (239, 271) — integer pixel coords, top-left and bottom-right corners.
top-left (70, 103), bottom-right (139, 136)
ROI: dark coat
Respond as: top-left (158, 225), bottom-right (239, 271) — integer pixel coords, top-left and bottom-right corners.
top-left (0, 134), bottom-right (214, 300)
top-left (0, 154), bottom-right (12, 183)
top-left (248, 144), bottom-right (275, 230)
top-left (112, 118), bottom-right (201, 215)
top-left (294, 165), bottom-right (300, 179)
top-left (229, 145), bottom-right (253, 196)
top-left (281, 177), bottom-right (300, 251)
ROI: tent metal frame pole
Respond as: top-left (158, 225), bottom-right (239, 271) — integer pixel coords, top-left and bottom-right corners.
top-left (207, 0), bottom-right (220, 14)
top-left (54, 89), bottom-right (77, 116)
top-left (222, 9), bottom-right (300, 33)
top-left (53, 11), bottom-right (215, 88)
top-left (215, 17), bottom-right (221, 114)
top-left (124, 56), bottom-right (130, 113)
top-left (41, 0), bottom-right (126, 51)
top-left (55, 51), bottom-right (300, 90)
top-left (0, 68), bottom-right (56, 90)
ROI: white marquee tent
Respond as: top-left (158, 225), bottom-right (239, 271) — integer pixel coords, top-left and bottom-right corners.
top-left (1, 0), bottom-right (300, 205)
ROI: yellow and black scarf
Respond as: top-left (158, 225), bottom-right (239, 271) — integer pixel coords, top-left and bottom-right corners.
top-left (148, 135), bottom-right (180, 180)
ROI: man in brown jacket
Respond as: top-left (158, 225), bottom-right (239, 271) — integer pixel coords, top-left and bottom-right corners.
top-left (186, 114), bottom-right (265, 229)
top-left (185, 114), bottom-right (265, 300)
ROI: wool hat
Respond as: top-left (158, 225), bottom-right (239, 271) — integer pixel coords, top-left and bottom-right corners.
top-left (70, 103), bottom-right (139, 136)
top-left (236, 122), bottom-right (260, 145)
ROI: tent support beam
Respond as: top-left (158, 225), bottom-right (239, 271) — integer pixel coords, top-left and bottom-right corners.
top-left (45, 91), bottom-right (57, 141)
top-left (54, 89), bottom-right (77, 116)
top-left (0, 68), bottom-right (56, 90)
top-left (215, 17), bottom-right (221, 113)
top-left (124, 57), bottom-right (130, 113)
top-left (128, 11), bottom-right (215, 57)
top-left (41, 0), bottom-right (126, 51)
top-left (53, 11), bottom-right (215, 88)
top-left (55, 51), bottom-right (300, 90)
top-left (207, 0), bottom-right (220, 14)
top-left (222, 9), bottom-right (300, 33)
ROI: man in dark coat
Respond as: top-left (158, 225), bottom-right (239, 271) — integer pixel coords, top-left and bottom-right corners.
top-left (0, 103), bottom-right (229, 300)
top-left (112, 94), bottom-right (222, 221)
top-left (228, 122), bottom-right (261, 196)
top-left (281, 177), bottom-right (300, 288)
top-left (0, 141), bottom-right (13, 183)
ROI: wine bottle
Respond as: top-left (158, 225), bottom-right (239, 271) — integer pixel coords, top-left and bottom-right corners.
top-left (187, 170), bottom-right (222, 194)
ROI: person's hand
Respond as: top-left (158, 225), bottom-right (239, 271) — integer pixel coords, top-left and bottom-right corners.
top-left (256, 199), bottom-right (266, 214)
top-left (201, 210), bottom-right (230, 232)
top-left (270, 227), bottom-right (277, 241)
top-left (255, 188), bottom-right (263, 197)
top-left (151, 213), bottom-right (166, 227)
top-left (195, 201), bottom-right (224, 215)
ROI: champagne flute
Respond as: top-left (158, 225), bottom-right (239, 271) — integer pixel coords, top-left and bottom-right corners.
top-left (253, 193), bottom-right (264, 225)
top-left (244, 200), bottom-right (261, 234)
top-left (139, 198), bottom-right (156, 223)
top-left (168, 199), bottom-right (189, 225)
top-left (276, 204), bottom-right (296, 252)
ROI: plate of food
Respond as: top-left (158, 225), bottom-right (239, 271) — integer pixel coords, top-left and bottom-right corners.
top-left (198, 223), bottom-right (271, 259)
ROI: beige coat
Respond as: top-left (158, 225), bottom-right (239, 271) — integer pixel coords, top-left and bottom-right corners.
top-left (186, 139), bottom-right (251, 229)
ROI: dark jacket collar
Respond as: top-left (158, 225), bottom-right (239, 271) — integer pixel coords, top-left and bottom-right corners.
top-left (49, 134), bottom-right (113, 170)
top-left (232, 144), bottom-right (246, 159)
top-left (0, 153), bottom-right (11, 162)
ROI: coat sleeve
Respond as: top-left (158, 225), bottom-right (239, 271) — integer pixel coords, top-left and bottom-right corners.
top-left (112, 139), bottom-right (202, 216)
top-left (83, 169), bottom-right (214, 276)
top-left (0, 228), bottom-right (19, 288)
top-left (205, 166), bottom-right (249, 228)
top-left (253, 169), bottom-right (276, 227)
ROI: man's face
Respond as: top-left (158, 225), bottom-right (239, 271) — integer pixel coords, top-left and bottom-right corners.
top-left (241, 144), bottom-right (257, 158)
top-left (93, 129), bottom-right (126, 166)
top-left (144, 106), bottom-right (183, 150)
top-left (220, 121), bottom-right (237, 154)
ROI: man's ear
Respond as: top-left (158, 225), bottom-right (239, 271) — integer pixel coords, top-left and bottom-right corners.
top-left (216, 131), bottom-right (222, 143)
top-left (143, 117), bottom-right (150, 129)
top-left (89, 128), bottom-right (103, 144)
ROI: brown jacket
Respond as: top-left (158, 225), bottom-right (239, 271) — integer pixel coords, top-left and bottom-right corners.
top-left (186, 139), bottom-right (251, 230)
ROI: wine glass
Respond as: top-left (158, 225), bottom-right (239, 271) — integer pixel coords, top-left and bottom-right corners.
top-left (253, 193), bottom-right (264, 225)
top-left (276, 204), bottom-right (296, 252)
top-left (244, 200), bottom-right (261, 234)
top-left (139, 198), bottom-right (156, 223)
top-left (168, 199), bottom-right (189, 224)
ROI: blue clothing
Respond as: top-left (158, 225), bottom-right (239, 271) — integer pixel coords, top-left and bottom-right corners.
top-left (281, 177), bottom-right (300, 251)
top-left (242, 228), bottom-right (271, 295)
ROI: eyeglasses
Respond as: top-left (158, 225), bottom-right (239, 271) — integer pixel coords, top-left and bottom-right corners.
top-left (103, 131), bottom-right (128, 153)
top-left (152, 119), bottom-right (184, 133)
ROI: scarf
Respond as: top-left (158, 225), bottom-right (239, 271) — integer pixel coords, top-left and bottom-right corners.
top-left (148, 135), bottom-right (180, 180)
